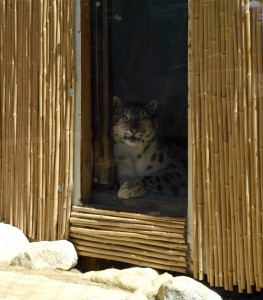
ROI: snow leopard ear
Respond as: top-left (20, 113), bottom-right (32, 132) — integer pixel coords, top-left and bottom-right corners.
top-left (113, 96), bottom-right (122, 111)
top-left (145, 99), bottom-right (158, 115)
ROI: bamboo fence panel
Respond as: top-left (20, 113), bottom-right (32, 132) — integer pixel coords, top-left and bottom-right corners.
top-left (70, 206), bottom-right (189, 273)
top-left (190, 0), bottom-right (263, 293)
top-left (0, 0), bottom-right (75, 241)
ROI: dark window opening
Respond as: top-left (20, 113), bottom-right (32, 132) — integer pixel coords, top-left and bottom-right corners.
top-left (89, 0), bottom-right (188, 217)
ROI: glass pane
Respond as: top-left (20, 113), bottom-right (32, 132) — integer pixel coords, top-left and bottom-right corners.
top-left (91, 0), bottom-right (188, 216)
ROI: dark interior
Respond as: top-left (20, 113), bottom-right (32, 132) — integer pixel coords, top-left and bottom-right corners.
top-left (110, 0), bottom-right (188, 140)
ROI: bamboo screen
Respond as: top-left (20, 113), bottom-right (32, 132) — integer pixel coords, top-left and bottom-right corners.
top-left (0, 1), bottom-right (75, 241)
top-left (70, 206), bottom-right (188, 273)
top-left (190, 0), bottom-right (263, 293)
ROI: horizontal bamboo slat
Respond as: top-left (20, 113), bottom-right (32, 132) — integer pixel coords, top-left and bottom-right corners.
top-left (70, 232), bottom-right (187, 255)
top-left (74, 239), bottom-right (187, 265)
top-left (70, 206), bottom-right (188, 273)
top-left (77, 250), bottom-right (187, 274)
top-left (70, 228), bottom-right (188, 250)
top-left (71, 210), bottom-right (186, 228)
top-left (70, 218), bottom-right (185, 236)
top-left (72, 206), bottom-right (186, 224)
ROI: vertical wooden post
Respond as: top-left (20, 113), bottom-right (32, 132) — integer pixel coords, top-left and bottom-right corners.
top-left (80, 0), bottom-right (93, 203)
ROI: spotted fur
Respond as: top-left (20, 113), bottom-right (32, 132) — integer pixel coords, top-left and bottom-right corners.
top-left (113, 98), bottom-right (187, 199)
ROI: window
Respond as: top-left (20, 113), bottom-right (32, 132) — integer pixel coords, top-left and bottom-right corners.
top-left (89, 0), bottom-right (188, 217)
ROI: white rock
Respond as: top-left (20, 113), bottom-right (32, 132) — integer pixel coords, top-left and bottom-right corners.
top-left (0, 223), bottom-right (29, 264)
top-left (83, 267), bottom-right (159, 292)
top-left (11, 240), bottom-right (78, 270)
top-left (127, 273), bottom-right (173, 300)
top-left (136, 272), bottom-right (173, 300)
top-left (0, 271), bottom-right (131, 300)
top-left (157, 276), bottom-right (222, 300)
top-left (127, 290), bottom-right (149, 300)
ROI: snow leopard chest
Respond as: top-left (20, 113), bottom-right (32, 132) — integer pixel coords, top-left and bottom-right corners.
top-left (114, 141), bottom-right (170, 179)
top-left (114, 139), bottom-right (187, 198)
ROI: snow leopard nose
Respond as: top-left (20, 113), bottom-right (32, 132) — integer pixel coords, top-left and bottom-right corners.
top-left (130, 128), bottom-right (139, 134)
top-left (129, 118), bottom-right (139, 134)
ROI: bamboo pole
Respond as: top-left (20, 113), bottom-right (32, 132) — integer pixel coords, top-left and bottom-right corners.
top-left (46, 0), bottom-right (53, 242)
top-left (14, 0), bottom-right (19, 229)
top-left (190, 0), bottom-right (203, 280)
top-left (211, 0), bottom-right (220, 287)
top-left (207, 0), bottom-right (212, 287)
top-left (57, 0), bottom-right (64, 240)
top-left (224, 0), bottom-right (233, 290)
top-left (70, 227), bottom-right (185, 249)
top-left (70, 216), bottom-right (185, 234)
top-left (3, 3), bottom-right (8, 223)
top-left (19, 0), bottom-right (26, 234)
top-left (72, 206), bottom-right (186, 224)
top-left (17, 0), bottom-right (24, 234)
top-left (12, 0), bottom-right (17, 227)
top-left (52, 0), bottom-right (59, 241)
top-left (74, 237), bottom-right (187, 263)
top-left (230, 22), bottom-right (237, 291)
top-left (70, 219), bottom-right (185, 235)
top-left (38, 0), bottom-right (44, 242)
top-left (226, 0), bottom-right (236, 291)
top-left (15, 0), bottom-right (23, 233)
top-left (202, 0), bottom-right (213, 286)
top-left (77, 249), bottom-right (187, 274)
top-left (256, 0), bottom-right (263, 288)
top-left (76, 243), bottom-right (187, 268)
top-left (245, 0), bottom-right (254, 293)
top-left (243, 2), bottom-right (251, 292)
top-left (233, 0), bottom-right (243, 291)
top-left (70, 232), bottom-right (187, 256)
top-left (70, 230), bottom-right (188, 251)
top-left (189, 0), bottom-right (197, 278)
top-left (70, 226), bottom-right (186, 244)
top-left (235, 3), bottom-right (244, 291)
top-left (58, 0), bottom-right (66, 239)
top-left (4, 0), bottom-right (10, 224)
top-left (213, 0), bottom-right (224, 288)
top-left (16, 1), bottom-right (21, 232)
top-left (70, 220), bottom-right (186, 241)
top-left (41, 0), bottom-right (48, 241)
top-left (224, 0), bottom-right (232, 290)
top-left (250, 4), bottom-right (260, 291)
top-left (2, 1), bottom-right (8, 225)
top-left (44, 0), bottom-right (50, 241)
top-left (66, 0), bottom-right (76, 240)
top-left (31, 0), bottom-right (40, 240)
top-left (59, 0), bottom-right (75, 239)
top-left (48, 0), bottom-right (54, 241)
top-left (11, 0), bottom-right (19, 231)
top-left (7, 0), bottom-right (14, 226)
top-left (199, 0), bottom-right (207, 283)
top-left (7, 0), bottom-right (13, 227)
top-left (25, 0), bottom-right (31, 237)
top-left (4, 0), bottom-right (8, 223)
top-left (71, 211), bottom-right (186, 230)
top-left (5, 0), bottom-right (10, 224)
top-left (72, 240), bottom-right (187, 268)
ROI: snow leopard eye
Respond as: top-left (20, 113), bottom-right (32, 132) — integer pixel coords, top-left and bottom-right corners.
top-left (120, 115), bottom-right (129, 122)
